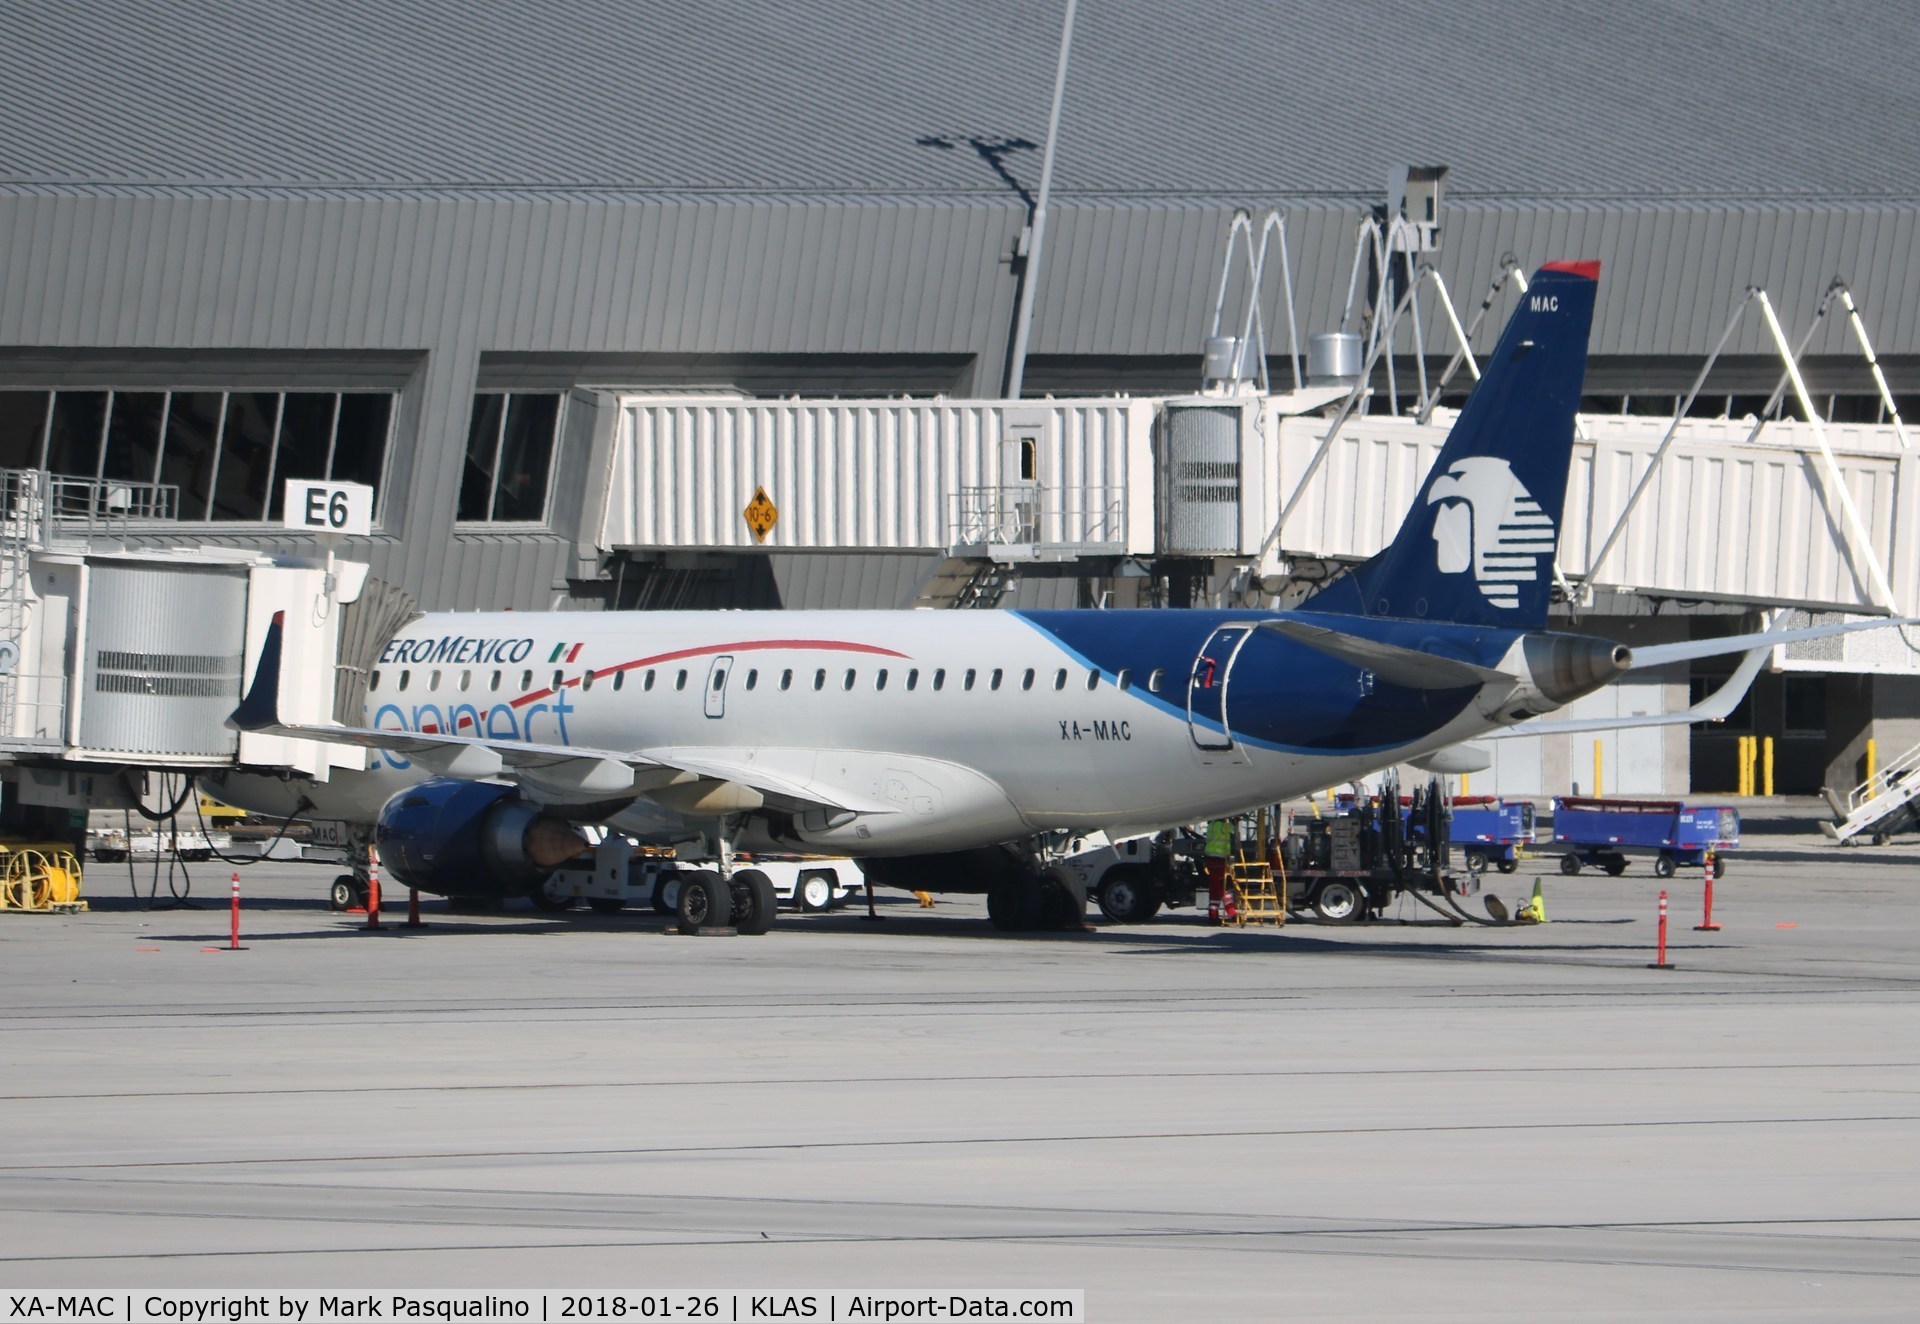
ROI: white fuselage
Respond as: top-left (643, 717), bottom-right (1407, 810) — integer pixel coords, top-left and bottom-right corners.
top-left (213, 608), bottom-right (1524, 856)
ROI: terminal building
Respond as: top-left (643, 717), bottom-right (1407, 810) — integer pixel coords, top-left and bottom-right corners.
top-left (2, 0), bottom-right (1918, 803)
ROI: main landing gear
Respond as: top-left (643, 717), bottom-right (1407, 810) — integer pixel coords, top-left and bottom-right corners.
top-left (986, 864), bottom-right (1090, 934)
top-left (674, 820), bottom-right (779, 936)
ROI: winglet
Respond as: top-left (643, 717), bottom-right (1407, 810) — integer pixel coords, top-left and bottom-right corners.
top-left (227, 610), bottom-right (286, 732)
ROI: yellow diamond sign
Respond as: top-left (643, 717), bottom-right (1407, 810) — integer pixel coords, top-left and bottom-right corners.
top-left (743, 486), bottom-right (778, 543)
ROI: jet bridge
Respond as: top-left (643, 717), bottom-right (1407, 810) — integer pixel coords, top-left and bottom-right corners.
top-left (0, 469), bottom-right (375, 814)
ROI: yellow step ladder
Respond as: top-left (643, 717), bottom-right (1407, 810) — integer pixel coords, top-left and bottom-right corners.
top-left (1226, 856), bottom-right (1288, 927)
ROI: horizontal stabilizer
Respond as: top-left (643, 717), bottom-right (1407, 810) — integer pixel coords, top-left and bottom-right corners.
top-left (1491, 641), bottom-right (1769, 738)
top-left (1262, 618), bottom-right (1513, 690)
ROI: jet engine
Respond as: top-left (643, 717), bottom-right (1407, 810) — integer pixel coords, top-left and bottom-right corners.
top-left (375, 779), bottom-right (588, 898)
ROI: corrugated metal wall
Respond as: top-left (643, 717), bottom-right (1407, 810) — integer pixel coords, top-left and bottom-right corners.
top-left (2, 187), bottom-right (1915, 610)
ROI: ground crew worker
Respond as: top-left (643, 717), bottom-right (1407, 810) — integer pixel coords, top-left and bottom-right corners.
top-left (1205, 817), bottom-right (1233, 922)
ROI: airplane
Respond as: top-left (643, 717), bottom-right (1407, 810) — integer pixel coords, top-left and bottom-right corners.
top-left (215, 260), bottom-right (1902, 932)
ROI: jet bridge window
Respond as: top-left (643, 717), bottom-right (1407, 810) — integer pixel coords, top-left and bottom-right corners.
top-left (458, 391), bottom-right (561, 523)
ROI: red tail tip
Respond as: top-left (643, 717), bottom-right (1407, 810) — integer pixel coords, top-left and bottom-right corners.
top-left (1541, 259), bottom-right (1601, 280)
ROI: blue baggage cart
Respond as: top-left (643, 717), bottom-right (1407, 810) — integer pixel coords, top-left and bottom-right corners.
top-left (1449, 798), bottom-right (1535, 874)
top-left (1551, 797), bottom-right (1739, 878)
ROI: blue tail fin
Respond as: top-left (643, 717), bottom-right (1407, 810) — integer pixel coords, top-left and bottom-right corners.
top-left (1301, 260), bottom-right (1599, 629)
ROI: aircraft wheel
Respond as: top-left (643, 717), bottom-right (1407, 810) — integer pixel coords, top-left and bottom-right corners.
top-left (1043, 870), bottom-right (1090, 930)
top-left (329, 875), bottom-right (363, 911)
top-left (1560, 853), bottom-right (1582, 877)
top-left (986, 878), bottom-right (1031, 932)
top-left (1603, 854), bottom-right (1629, 877)
top-left (1496, 858), bottom-right (1519, 875)
top-left (676, 870), bottom-right (731, 933)
top-left (795, 870), bottom-right (835, 913)
top-left (733, 869), bottom-right (778, 935)
top-left (1097, 866), bottom-right (1162, 923)
top-left (1310, 879), bottom-right (1364, 923)
top-left (651, 875), bottom-right (680, 914)
top-left (586, 897), bottom-right (625, 915)
top-left (1653, 852), bottom-right (1676, 879)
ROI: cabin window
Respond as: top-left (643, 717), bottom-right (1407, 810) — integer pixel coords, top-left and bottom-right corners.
top-left (780, 668), bottom-right (793, 691)
top-left (932, 668), bottom-right (946, 691)
top-left (643, 669), bottom-right (656, 691)
top-left (1116, 668), bottom-right (1131, 691)
top-left (1147, 668), bottom-right (1164, 693)
top-left (675, 669), bottom-right (688, 691)
top-left (368, 670), bottom-right (381, 692)
top-left (397, 670), bottom-right (411, 692)
top-left (814, 668), bottom-right (826, 691)
top-left (905, 668), bottom-right (919, 691)
top-left (875, 668), bottom-right (889, 691)
top-left (611, 670), bottom-right (623, 691)
top-left (1054, 669), bottom-right (1068, 690)
top-left (1085, 669), bottom-right (1099, 691)
top-left (459, 671), bottom-right (472, 691)
top-left (429, 670), bottom-right (441, 692)
top-left (552, 669), bottom-right (564, 692)
top-left (745, 668), bottom-right (758, 691)
top-left (990, 668), bottom-right (1003, 691)
top-left (843, 668), bottom-right (856, 691)
top-left (963, 668), bottom-right (976, 691)
top-left (581, 670), bottom-right (593, 691)
top-left (1021, 669), bottom-right (1035, 691)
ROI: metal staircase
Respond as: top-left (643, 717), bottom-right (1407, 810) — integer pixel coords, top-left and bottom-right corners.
top-left (911, 557), bottom-right (1021, 609)
top-left (1821, 741), bottom-right (1920, 844)
top-left (1225, 856), bottom-right (1288, 926)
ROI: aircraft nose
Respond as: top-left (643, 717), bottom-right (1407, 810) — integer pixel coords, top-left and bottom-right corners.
top-left (1522, 634), bottom-right (1632, 705)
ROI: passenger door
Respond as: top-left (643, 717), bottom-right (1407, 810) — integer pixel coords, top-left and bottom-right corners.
top-left (1187, 625), bottom-right (1252, 752)
top-left (704, 654), bottom-right (733, 719)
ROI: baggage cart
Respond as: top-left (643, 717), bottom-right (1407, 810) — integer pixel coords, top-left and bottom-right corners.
top-left (1551, 797), bottom-right (1739, 878)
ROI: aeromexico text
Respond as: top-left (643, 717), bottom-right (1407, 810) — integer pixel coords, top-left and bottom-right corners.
top-left (379, 636), bottom-right (539, 667)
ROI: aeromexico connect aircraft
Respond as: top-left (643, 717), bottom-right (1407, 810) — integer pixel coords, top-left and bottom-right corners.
top-left (220, 261), bottom-right (1893, 929)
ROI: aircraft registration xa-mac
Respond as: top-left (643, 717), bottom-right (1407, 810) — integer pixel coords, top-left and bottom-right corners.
top-left (220, 261), bottom-right (1895, 930)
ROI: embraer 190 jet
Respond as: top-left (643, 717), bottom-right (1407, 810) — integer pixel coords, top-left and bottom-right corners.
top-left (222, 261), bottom-right (1889, 931)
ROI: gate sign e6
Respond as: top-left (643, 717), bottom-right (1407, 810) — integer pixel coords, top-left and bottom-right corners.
top-left (282, 481), bottom-right (374, 536)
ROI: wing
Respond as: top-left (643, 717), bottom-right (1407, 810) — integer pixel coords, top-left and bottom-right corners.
top-left (228, 612), bottom-right (895, 815)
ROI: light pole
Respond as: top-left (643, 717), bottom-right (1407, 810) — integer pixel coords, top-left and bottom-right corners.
top-left (1004, 0), bottom-right (1077, 400)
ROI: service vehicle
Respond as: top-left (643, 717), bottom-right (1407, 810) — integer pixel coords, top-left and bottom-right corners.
top-left (1552, 797), bottom-right (1739, 877)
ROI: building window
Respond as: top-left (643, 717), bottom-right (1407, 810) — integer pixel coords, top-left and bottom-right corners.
top-left (0, 387), bottom-right (392, 522)
top-left (458, 392), bottom-right (561, 522)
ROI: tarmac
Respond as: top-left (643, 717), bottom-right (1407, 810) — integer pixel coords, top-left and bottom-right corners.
top-left (1, 801), bottom-right (1916, 1321)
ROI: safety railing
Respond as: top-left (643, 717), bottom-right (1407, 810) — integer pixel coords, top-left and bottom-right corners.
top-left (949, 484), bottom-right (1127, 557)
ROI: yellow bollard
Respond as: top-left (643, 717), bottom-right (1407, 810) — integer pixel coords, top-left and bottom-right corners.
top-left (1763, 736), bottom-right (1775, 797)
top-left (1867, 737), bottom-right (1878, 788)
top-left (1592, 739), bottom-right (1604, 798)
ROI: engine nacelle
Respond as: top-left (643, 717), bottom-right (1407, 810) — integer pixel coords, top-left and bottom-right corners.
top-left (375, 779), bottom-right (587, 898)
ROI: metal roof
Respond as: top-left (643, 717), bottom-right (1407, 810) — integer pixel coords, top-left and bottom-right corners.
top-left (5, 0), bottom-right (1919, 201)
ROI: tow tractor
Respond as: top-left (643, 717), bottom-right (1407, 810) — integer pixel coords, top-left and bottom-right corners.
top-left (536, 839), bottom-right (863, 922)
